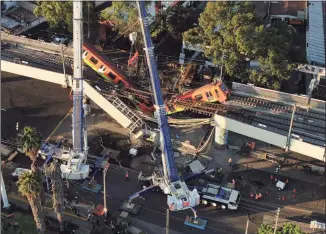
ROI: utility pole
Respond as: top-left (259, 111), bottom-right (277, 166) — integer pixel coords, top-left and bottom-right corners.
top-left (285, 104), bottom-right (296, 152)
top-left (245, 219), bottom-right (249, 234)
top-left (87, 2), bottom-right (90, 39)
top-left (1, 172), bottom-right (11, 208)
top-left (274, 208), bottom-right (280, 234)
top-left (165, 208), bottom-right (169, 234)
top-left (103, 162), bottom-right (109, 218)
top-left (219, 52), bottom-right (225, 81)
top-left (61, 44), bottom-right (67, 88)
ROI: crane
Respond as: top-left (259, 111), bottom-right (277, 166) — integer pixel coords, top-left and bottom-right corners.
top-left (136, 0), bottom-right (200, 212)
top-left (121, 3), bottom-right (207, 228)
top-left (60, 0), bottom-right (90, 180)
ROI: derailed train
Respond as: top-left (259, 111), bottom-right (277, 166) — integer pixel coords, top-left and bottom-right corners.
top-left (81, 42), bottom-right (231, 115)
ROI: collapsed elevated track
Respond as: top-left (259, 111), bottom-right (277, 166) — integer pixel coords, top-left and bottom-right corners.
top-left (1, 40), bottom-right (325, 161)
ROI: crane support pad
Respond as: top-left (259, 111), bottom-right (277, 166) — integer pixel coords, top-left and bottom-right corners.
top-left (119, 201), bottom-right (141, 215)
top-left (81, 180), bottom-right (103, 193)
top-left (184, 216), bottom-right (207, 230)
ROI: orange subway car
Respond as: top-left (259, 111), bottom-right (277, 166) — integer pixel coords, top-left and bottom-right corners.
top-left (82, 42), bottom-right (135, 89)
top-left (167, 81), bottom-right (231, 114)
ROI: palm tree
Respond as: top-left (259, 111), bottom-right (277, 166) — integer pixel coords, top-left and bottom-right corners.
top-left (18, 170), bottom-right (46, 233)
top-left (44, 162), bottom-right (65, 232)
top-left (17, 126), bottom-right (42, 172)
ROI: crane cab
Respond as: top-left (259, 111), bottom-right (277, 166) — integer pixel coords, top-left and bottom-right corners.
top-left (167, 181), bottom-right (200, 211)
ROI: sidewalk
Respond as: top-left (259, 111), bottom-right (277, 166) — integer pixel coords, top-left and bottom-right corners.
top-left (129, 217), bottom-right (183, 234)
top-left (8, 195), bottom-right (92, 234)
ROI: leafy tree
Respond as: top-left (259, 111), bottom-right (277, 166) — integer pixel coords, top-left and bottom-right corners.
top-left (280, 223), bottom-right (305, 234)
top-left (183, 1), bottom-right (296, 90)
top-left (248, 21), bottom-right (296, 89)
top-left (183, 1), bottom-right (256, 78)
top-left (257, 223), bottom-right (305, 234)
top-left (17, 126), bottom-right (42, 172)
top-left (100, 2), bottom-right (153, 39)
top-left (100, 2), bottom-right (139, 33)
top-left (34, 1), bottom-right (97, 33)
top-left (34, 1), bottom-right (73, 32)
top-left (258, 224), bottom-right (274, 234)
top-left (44, 162), bottom-right (65, 232)
top-left (18, 170), bottom-right (46, 234)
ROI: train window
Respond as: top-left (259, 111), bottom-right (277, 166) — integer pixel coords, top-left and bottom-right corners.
top-left (195, 94), bottom-right (203, 101)
top-left (90, 56), bottom-right (98, 65)
top-left (99, 65), bottom-right (107, 71)
top-left (108, 72), bottom-right (116, 80)
top-left (82, 51), bottom-right (88, 58)
top-left (206, 91), bottom-right (213, 100)
top-left (220, 83), bottom-right (228, 92)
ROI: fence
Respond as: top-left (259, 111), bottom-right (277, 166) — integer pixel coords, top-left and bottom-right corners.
top-left (232, 82), bottom-right (326, 111)
top-left (1, 32), bottom-right (73, 57)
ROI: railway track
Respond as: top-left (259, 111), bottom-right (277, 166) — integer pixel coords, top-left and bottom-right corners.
top-left (2, 44), bottom-right (325, 147)
top-left (229, 94), bottom-right (326, 121)
top-left (170, 99), bottom-right (325, 146)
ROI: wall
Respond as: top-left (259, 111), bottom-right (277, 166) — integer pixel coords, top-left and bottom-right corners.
top-left (17, 1), bottom-right (37, 11)
top-left (214, 114), bottom-right (325, 161)
top-left (1, 32), bottom-right (73, 57)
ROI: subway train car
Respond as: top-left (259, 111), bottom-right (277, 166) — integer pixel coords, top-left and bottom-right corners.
top-left (82, 42), bottom-right (135, 89)
top-left (167, 81), bottom-right (231, 114)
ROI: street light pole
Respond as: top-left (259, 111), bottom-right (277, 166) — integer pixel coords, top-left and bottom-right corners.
top-left (285, 104), bottom-right (296, 152)
top-left (245, 219), bottom-right (249, 234)
top-left (103, 162), bottom-right (109, 218)
top-left (274, 208), bottom-right (280, 234)
top-left (87, 3), bottom-right (90, 40)
top-left (165, 208), bottom-right (169, 234)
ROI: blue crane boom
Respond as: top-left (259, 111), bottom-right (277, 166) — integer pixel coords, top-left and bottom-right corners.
top-left (137, 1), bottom-right (179, 183)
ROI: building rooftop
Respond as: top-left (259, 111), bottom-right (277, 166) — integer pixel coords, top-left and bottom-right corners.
top-left (270, 1), bottom-right (306, 19)
top-left (307, 1), bottom-right (325, 65)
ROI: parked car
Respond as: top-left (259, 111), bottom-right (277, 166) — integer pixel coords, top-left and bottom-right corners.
top-left (52, 35), bottom-right (71, 45)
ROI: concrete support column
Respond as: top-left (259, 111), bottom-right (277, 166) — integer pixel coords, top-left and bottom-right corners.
top-left (214, 125), bottom-right (228, 149)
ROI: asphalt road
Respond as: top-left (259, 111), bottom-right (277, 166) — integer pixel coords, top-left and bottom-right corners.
top-left (68, 165), bottom-right (324, 234)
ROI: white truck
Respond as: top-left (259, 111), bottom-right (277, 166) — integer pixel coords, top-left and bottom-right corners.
top-left (197, 183), bottom-right (241, 210)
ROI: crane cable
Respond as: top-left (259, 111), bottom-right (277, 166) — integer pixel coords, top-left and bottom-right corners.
top-left (196, 126), bottom-right (215, 154)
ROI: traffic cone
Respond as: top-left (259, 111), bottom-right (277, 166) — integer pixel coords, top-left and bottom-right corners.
top-left (282, 195), bottom-right (286, 201)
